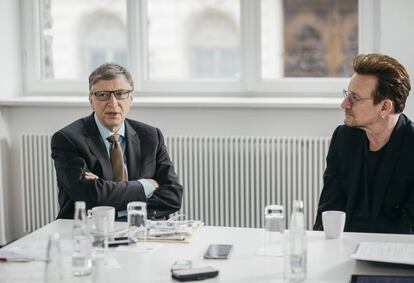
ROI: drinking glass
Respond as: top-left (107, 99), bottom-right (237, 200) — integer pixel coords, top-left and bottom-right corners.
top-left (264, 204), bottom-right (285, 256)
top-left (45, 233), bottom-right (63, 282)
top-left (127, 201), bottom-right (147, 242)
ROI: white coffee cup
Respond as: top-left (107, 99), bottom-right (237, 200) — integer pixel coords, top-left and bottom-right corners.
top-left (91, 206), bottom-right (115, 233)
top-left (322, 210), bottom-right (346, 239)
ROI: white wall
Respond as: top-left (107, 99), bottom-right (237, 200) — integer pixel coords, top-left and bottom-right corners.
top-left (0, 0), bottom-right (20, 245)
top-left (379, 0), bottom-right (414, 118)
top-left (1, 0), bottom-right (414, 242)
top-left (7, 106), bottom-right (343, 137)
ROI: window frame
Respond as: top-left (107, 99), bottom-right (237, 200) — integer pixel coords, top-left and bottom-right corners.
top-left (20, 0), bottom-right (379, 97)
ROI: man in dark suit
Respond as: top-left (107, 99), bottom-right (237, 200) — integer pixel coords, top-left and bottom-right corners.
top-left (314, 53), bottom-right (414, 234)
top-left (51, 63), bottom-right (183, 220)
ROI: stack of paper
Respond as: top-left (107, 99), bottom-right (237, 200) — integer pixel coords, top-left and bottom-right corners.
top-left (145, 220), bottom-right (203, 243)
top-left (351, 241), bottom-right (414, 265)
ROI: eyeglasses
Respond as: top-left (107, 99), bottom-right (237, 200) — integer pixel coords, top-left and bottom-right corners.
top-left (343, 89), bottom-right (372, 105)
top-left (92, 89), bottom-right (132, 101)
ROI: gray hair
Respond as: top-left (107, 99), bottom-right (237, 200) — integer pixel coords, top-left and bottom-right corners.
top-left (88, 62), bottom-right (134, 93)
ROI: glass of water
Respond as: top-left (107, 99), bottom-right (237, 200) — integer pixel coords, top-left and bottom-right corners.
top-left (127, 201), bottom-right (147, 242)
top-left (45, 233), bottom-right (63, 282)
top-left (264, 204), bottom-right (285, 256)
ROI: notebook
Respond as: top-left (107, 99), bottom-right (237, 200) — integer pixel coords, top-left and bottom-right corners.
top-left (351, 241), bottom-right (414, 265)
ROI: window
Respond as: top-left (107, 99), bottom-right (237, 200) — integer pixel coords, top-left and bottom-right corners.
top-left (191, 48), bottom-right (240, 78)
top-left (79, 11), bottom-right (128, 78)
top-left (22, 0), bottom-right (376, 96)
top-left (187, 8), bottom-right (240, 79)
top-left (147, 0), bottom-right (240, 80)
top-left (38, 0), bottom-right (127, 80)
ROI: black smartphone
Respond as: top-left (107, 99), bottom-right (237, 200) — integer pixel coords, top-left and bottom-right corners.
top-left (350, 274), bottom-right (414, 283)
top-left (203, 244), bottom-right (233, 259)
top-left (107, 237), bottom-right (137, 247)
top-left (171, 267), bottom-right (219, 281)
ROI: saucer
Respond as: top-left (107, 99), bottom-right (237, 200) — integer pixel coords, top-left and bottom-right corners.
top-left (90, 226), bottom-right (129, 237)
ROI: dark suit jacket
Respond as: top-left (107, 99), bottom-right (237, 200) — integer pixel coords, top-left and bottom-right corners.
top-left (314, 114), bottom-right (414, 234)
top-left (51, 113), bottom-right (183, 220)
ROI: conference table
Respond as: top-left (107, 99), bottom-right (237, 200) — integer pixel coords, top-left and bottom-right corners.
top-left (1, 219), bottom-right (414, 282)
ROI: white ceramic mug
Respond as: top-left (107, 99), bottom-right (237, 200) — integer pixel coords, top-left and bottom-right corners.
top-left (322, 210), bottom-right (346, 239)
top-left (91, 206), bottom-right (115, 233)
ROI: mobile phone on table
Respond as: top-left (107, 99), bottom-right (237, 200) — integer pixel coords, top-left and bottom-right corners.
top-left (171, 267), bottom-right (219, 281)
top-left (107, 237), bottom-right (137, 247)
top-left (350, 274), bottom-right (414, 283)
top-left (203, 244), bottom-right (233, 259)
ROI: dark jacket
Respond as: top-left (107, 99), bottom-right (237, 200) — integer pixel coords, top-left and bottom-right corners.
top-left (51, 113), bottom-right (183, 220)
top-left (314, 114), bottom-right (414, 234)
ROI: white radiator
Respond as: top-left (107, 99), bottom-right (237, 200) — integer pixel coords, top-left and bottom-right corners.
top-left (21, 134), bottom-right (330, 232)
top-left (21, 134), bottom-right (59, 233)
top-left (166, 136), bottom-right (330, 230)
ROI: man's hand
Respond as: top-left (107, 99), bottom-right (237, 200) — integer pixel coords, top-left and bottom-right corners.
top-left (147, 179), bottom-right (159, 189)
top-left (83, 171), bottom-right (99, 180)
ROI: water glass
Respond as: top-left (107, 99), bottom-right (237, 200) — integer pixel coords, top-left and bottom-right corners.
top-left (92, 215), bottom-right (109, 258)
top-left (92, 218), bottom-right (109, 283)
top-left (72, 201), bottom-right (92, 277)
top-left (264, 204), bottom-right (285, 257)
top-left (285, 200), bottom-right (307, 282)
top-left (127, 201), bottom-right (147, 241)
top-left (45, 233), bottom-right (63, 282)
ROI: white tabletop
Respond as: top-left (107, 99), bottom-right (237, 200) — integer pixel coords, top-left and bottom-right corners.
top-left (1, 219), bottom-right (414, 282)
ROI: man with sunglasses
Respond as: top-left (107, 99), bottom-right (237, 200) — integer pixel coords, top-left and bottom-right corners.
top-left (51, 63), bottom-right (183, 220)
top-left (314, 53), bottom-right (414, 234)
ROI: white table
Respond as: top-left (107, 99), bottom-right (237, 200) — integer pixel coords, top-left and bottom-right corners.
top-left (1, 219), bottom-right (414, 282)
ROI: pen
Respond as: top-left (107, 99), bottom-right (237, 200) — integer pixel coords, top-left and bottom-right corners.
top-left (0, 257), bottom-right (34, 262)
top-left (108, 240), bottom-right (131, 247)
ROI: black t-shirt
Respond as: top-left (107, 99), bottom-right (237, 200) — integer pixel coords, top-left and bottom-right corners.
top-left (348, 137), bottom-right (388, 232)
